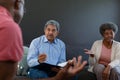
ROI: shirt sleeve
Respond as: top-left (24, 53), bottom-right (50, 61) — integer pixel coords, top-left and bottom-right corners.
top-left (27, 39), bottom-right (40, 67)
top-left (88, 41), bottom-right (97, 72)
top-left (89, 41), bottom-right (97, 65)
top-left (0, 21), bottom-right (23, 62)
top-left (109, 43), bottom-right (120, 68)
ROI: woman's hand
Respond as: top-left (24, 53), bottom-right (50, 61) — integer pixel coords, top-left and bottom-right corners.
top-left (84, 49), bottom-right (94, 57)
top-left (102, 65), bottom-right (111, 80)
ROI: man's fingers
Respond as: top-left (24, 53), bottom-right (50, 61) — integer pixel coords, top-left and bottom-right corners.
top-left (38, 54), bottom-right (47, 61)
top-left (73, 57), bottom-right (77, 66)
top-left (82, 61), bottom-right (87, 67)
top-left (39, 53), bottom-right (47, 58)
top-left (77, 56), bottom-right (82, 66)
top-left (64, 62), bottom-right (71, 71)
top-left (78, 61), bottom-right (87, 70)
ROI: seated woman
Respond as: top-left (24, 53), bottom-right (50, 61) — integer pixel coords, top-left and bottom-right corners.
top-left (84, 22), bottom-right (120, 80)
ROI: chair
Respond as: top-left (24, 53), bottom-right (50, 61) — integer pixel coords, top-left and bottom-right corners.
top-left (17, 46), bottom-right (29, 76)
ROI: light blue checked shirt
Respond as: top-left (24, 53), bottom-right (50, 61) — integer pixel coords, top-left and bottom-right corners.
top-left (27, 35), bottom-right (66, 67)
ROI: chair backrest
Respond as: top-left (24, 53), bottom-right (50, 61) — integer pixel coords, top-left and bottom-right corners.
top-left (17, 46), bottom-right (29, 76)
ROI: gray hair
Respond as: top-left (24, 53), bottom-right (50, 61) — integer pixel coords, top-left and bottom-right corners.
top-left (44, 20), bottom-right (60, 32)
top-left (99, 22), bottom-right (118, 36)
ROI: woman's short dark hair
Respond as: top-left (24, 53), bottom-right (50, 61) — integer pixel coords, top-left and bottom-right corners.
top-left (99, 22), bottom-right (118, 36)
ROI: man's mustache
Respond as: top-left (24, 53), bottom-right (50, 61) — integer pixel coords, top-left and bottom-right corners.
top-left (48, 35), bottom-right (53, 37)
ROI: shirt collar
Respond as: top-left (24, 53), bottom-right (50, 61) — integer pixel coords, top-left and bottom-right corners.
top-left (43, 35), bottom-right (57, 44)
top-left (0, 6), bottom-right (13, 19)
